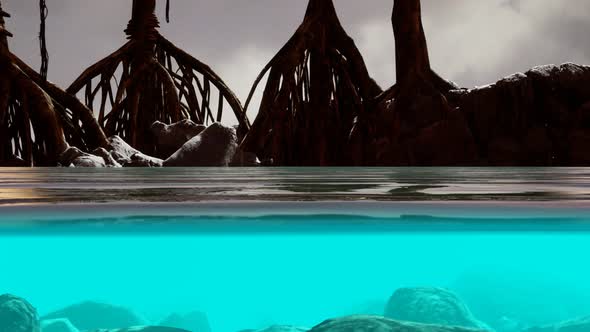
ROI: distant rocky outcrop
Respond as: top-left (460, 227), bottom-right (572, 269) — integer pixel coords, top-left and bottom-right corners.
top-left (41, 302), bottom-right (145, 331)
top-left (164, 123), bottom-right (238, 166)
top-left (374, 63), bottom-right (590, 166)
top-left (0, 294), bottom-right (40, 332)
top-left (151, 120), bottom-right (207, 159)
top-left (41, 319), bottom-right (80, 332)
top-left (384, 287), bottom-right (491, 331)
top-left (159, 311), bottom-right (211, 332)
top-left (308, 315), bottom-right (490, 332)
top-left (525, 316), bottom-right (590, 332)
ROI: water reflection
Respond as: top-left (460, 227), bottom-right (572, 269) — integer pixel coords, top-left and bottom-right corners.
top-left (0, 167), bottom-right (589, 205)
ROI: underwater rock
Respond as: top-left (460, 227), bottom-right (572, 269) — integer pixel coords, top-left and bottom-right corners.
top-left (86, 327), bottom-right (190, 332)
top-left (491, 317), bottom-right (528, 332)
top-left (308, 315), bottom-right (490, 332)
top-left (59, 147), bottom-right (107, 168)
top-left (384, 287), bottom-right (491, 330)
top-left (251, 326), bottom-right (308, 332)
top-left (41, 319), bottom-right (80, 332)
top-left (0, 294), bottom-right (41, 332)
top-left (107, 136), bottom-right (163, 167)
top-left (159, 311), bottom-right (211, 332)
top-left (524, 316), bottom-right (590, 332)
top-left (150, 120), bottom-right (207, 159)
top-left (164, 123), bottom-right (238, 167)
top-left (41, 301), bottom-right (145, 331)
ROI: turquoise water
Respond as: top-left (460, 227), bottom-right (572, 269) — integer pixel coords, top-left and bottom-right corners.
top-left (1, 168), bottom-right (590, 332)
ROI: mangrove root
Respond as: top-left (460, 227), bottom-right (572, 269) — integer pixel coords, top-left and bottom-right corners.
top-left (240, 0), bottom-right (382, 166)
top-left (67, 0), bottom-right (249, 155)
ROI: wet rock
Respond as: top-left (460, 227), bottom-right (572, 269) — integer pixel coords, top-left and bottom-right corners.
top-left (164, 123), bottom-right (238, 167)
top-left (309, 315), bottom-right (490, 332)
top-left (384, 287), bottom-right (491, 331)
top-left (41, 319), bottom-right (79, 332)
top-left (107, 136), bottom-right (163, 167)
top-left (525, 316), bottom-right (590, 332)
top-left (160, 312), bottom-right (211, 332)
top-left (0, 155), bottom-right (28, 167)
top-left (150, 120), bottom-right (206, 159)
top-left (60, 147), bottom-right (107, 168)
top-left (0, 294), bottom-right (41, 332)
top-left (41, 302), bottom-right (145, 331)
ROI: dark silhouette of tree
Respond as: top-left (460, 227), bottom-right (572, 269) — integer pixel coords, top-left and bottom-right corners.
top-left (240, 0), bottom-right (382, 166)
top-left (0, 1), bottom-right (107, 166)
top-left (67, 0), bottom-right (250, 154)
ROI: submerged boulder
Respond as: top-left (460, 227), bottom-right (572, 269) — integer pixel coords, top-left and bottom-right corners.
top-left (159, 312), bottom-right (211, 332)
top-left (309, 315), bottom-right (490, 332)
top-left (41, 302), bottom-right (145, 331)
top-left (384, 287), bottom-right (490, 330)
top-left (253, 326), bottom-right (308, 332)
top-left (151, 120), bottom-right (207, 159)
top-left (41, 319), bottom-right (79, 332)
top-left (164, 123), bottom-right (238, 167)
top-left (0, 294), bottom-right (41, 332)
top-left (86, 327), bottom-right (190, 332)
top-left (525, 316), bottom-right (590, 332)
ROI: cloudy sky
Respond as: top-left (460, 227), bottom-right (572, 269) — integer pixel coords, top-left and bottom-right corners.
top-left (2, 0), bottom-right (590, 115)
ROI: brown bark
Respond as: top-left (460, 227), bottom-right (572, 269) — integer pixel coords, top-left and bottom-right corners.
top-left (68, 0), bottom-right (249, 155)
top-left (240, 0), bottom-right (381, 166)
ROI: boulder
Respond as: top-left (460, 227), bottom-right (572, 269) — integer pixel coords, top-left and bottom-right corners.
top-left (41, 319), bottom-right (79, 332)
top-left (107, 136), bottom-right (163, 167)
top-left (150, 120), bottom-right (207, 158)
top-left (230, 148), bottom-right (261, 167)
top-left (0, 294), bottom-right (41, 332)
top-left (60, 147), bottom-right (107, 168)
top-left (41, 302), bottom-right (145, 331)
top-left (309, 315), bottom-right (490, 332)
top-left (164, 123), bottom-right (238, 167)
top-left (384, 287), bottom-right (491, 331)
top-left (252, 326), bottom-right (308, 332)
top-left (92, 148), bottom-right (122, 167)
top-left (159, 312), bottom-right (211, 332)
top-left (86, 327), bottom-right (190, 332)
top-left (524, 316), bottom-right (590, 332)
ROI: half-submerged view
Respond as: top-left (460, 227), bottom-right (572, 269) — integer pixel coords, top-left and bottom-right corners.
top-left (1, 1), bottom-right (590, 332)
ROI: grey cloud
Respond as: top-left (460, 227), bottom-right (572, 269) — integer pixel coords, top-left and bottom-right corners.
top-left (2, 0), bottom-right (589, 108)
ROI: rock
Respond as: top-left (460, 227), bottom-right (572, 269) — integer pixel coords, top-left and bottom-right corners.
top-left (159, 312), bottom-right (211, 332)
top-left (151, 120), bottom-right (207, 159)
top-left (525, 316), bottom-right (590, 332)
top-left (384, 287), bottom-right (491, 331)
top-left (491, 317), bottom-right (528, 332)
top-left (0, 294), bottom-right (41, 332)
top-left (41, 302), bottom-right (145, 331)
top-left (86, 327), bottom-right (190, 332)
top-left (92, 148), bottom-right (122, 167)
top-left (164, 123), bottom-right (238, 167)
top-left (253, 326), bottom-right (308, 332)
top-left (41, 319), bottom-right (79, 332)
top-left (309, 315), bottom-right (490, 332)
top-left (60, 147), bottom-right (107, 168)
top-left (107, 136), bottom-right (163, 167)
top-left (230, 148), bottom-right (260, 166)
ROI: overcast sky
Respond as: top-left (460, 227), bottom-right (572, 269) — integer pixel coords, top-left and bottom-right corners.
top-left (2, 0), bottom-right (590, 114)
